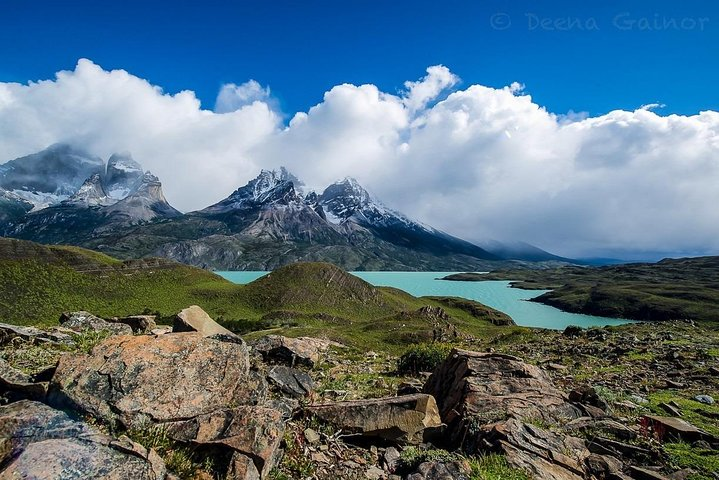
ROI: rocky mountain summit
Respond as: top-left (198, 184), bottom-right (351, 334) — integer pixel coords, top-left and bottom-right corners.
top-left (1, 145), bottom-right (567, 270)
top-left (2, 305), bottom-right (717, 479)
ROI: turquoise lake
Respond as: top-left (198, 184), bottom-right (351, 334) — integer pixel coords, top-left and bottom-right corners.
top-left (216, 271), bottom-right (633, 330)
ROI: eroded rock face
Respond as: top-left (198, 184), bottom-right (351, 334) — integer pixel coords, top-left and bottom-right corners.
top-left (0, 400), bottom-right (166, 480)
top-left (49, 332), bottom-right (264, 427)
top-left (305, 394), bottom-right (442, 444)
top-left (173, 305), bottom-right (236, 337)
top-left (481, 419), bottom-right (590, 480)
top-left (423, 350), bottom-right (578, 447)
top-left (165, 406), bottom-right (285, 478)
top-left (59, 311), bottom-right (133, 336)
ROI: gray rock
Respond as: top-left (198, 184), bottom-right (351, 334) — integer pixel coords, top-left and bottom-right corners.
top-left (0, 322), bottom-right (74, 345)
top-left (0, 358), bottom-right (48, 402)
top-left (268, 365), bottom-right (314, 397)
top-left (108, 315), bottom-right (157, 333)
top-left (406, 460), bottom-right (471, 480)
top-left (304, 427), bottom-right (321, 444)
top-left (694, 394), bottom-right (715, 405)
top-left (0, 400), bottom-right (166, 480)
top-left (252, 335), bottom-right (341, 368)
top-left (59, 311), bottom-right (132, 336)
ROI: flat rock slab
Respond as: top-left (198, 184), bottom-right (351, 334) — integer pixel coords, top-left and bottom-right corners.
top-left (305, 393), bottom-right (441, 444)
top-left (49, 332), bottom-right (264, 427)
top-left (0, 400), bottom-right (165, 480)
top-left (173, 305), bottom-right (235, 337)
top-left (643, 415), bottom-right (707, 442)
top-left (60, 311), bottom-right (133, 336)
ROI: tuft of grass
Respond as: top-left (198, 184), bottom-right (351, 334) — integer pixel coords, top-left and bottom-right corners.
top-left (664, 442), bottom-right (719, 480)
top-left (397, 447), bottom-right (456, 471)
top-left (397, 343), bottom-right (453, 374)
top-left (127, 424), bottom-right (208, 480)
top-left (468, 454), bottom-right (530, 480)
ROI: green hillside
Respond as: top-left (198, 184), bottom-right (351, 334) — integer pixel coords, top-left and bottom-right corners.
top-left (0, 238), bottom-right (515, 352)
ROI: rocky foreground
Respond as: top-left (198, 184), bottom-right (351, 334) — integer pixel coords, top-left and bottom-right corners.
top-left (1, 308), bottom-right (718, 479)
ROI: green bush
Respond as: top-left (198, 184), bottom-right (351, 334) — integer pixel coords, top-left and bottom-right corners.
top-left (397, 342), bottom-right (453, 374)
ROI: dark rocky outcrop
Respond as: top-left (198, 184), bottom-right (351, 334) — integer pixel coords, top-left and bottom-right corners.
top-left (108, 314), bottom-right (157, 333)
top-left (267, 365), bottom-right (314, 398)
top-left (252, 334), bottom-right (340, 368)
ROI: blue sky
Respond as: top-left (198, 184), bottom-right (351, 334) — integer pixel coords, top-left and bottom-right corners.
top-left (1, 0), bottom-right (719, 258)
top-left (2, 0), bottom-right (717, 117)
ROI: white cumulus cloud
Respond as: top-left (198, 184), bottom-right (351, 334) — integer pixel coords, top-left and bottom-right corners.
top-left (1, 59), bottom-right (718, 258)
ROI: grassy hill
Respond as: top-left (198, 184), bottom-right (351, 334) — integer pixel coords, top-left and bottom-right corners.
top-left (0, 238), bottom-right (516, 352)
top-left (464, 257), bottom-right (719, 323)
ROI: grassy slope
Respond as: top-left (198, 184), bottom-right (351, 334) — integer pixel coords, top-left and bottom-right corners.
top-left (0, 238), bottom-right (515, 352)
top-left (469, 257), bottom-right (719, 323)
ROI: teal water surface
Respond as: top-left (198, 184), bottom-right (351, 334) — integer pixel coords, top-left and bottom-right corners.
top-left (216, 271), bottom-right (633, 330)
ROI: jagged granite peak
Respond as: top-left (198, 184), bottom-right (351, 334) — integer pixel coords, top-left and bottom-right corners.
top-left (104, 152), bottom-right (144, 200)
top-left (0, 143), bottom-right (105, 208)
top-left (200, 167), bottom-right (304, 214)
top-left (63, 174), bottom-right (114, 207)
top-left (105, 171), bottom-right (181, 221)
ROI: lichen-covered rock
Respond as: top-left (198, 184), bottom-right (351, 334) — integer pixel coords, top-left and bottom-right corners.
top-left (305, 394), bottom-right (441, 444)
top-left (0, 400), bottom-right (166, 480)
top-left (59, 311), bottom-right (133, 336)
top-left (173, 305), bottom-right (235, 337)
top-left (49, 332), bottom-right (265, 427)
top-left (165, 406), bottom-right (284, 478)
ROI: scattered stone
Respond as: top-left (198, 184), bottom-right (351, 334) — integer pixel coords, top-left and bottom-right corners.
top-left (252, 335), bottom-right (341, 368)
top-left (59, 311), bottom-right (133, 336)
top-left (547, 362), bottom-right (568, 371)
top-left (587, 436), bottom-right (653, 461)
top-left (49, 332), bottom-right (265, 427)
top-left (614, 400), bottom-right (641, 411)
top-left (172, 305), bottom-right (236, 337)
top-left (630, 394), bottom-right (649, 405)
top-left (267, 365), bottom-right (314, 397)
top-left (708, 366), bottom-right (719, 376)
top-left (568, 386), bottom-right (609, 411)
top-left (564, 417), bottom-right (636, 440)
top-left (659, 402), bottom-right (682, 417)
top-left (406, 460), bottom-right (471, 480)
top-left (227, 452), bottom-right (262, 480)
top-left (150, 325), bottom-right (172, 335)
top-left (311, 451), bottom-right (331, 464)
top-left (0, 400), bottom-right (166, 479)
top-left (383, 446), bottom-right (401, 472)
top-left (306, 394), bottom-right (441, 444)
top-left (108, 314), bottom-right (157, 333)
top-left (164, 406), bottom-right (285, 478)
top-left (694, 394), bottom-right (714, 405)
top-left (304, 427), bottom-right (321, 444)
top-left (585, 453), bottom-right (626, 479)
top-left (629, 466), bottom-right (671, 480)
top-left (365, 465), bottom-right (385, 479)
top-left (665, 380), bottom-right (685, 389)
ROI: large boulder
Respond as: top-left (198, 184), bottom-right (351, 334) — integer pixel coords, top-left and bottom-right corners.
top-left (173, 305), bottom-right (235, 337)
top-left (59, 311), bottom-right (133, 336)
top-left (252, 335), bottom-right (340, 368)
top-left (0, 400), bottom-right (166, 479)
top-left (423, 350), bottom-right (578, 447)
top-left (49, 332), bottom-right (265, 427)
top-left (305, 394), bottom-right (442, 444)
top-left (165, 406), bottom-right (285, 478)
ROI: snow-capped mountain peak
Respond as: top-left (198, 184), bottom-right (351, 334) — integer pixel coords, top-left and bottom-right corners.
top-left (105, 152), bottom-right (144, 200)
top-left (63, 173), bottom-right (113, 207)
